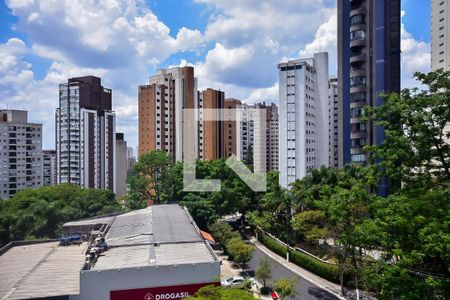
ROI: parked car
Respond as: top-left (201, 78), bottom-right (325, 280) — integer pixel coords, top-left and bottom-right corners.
top-left (221, 276), bottom-right (246, 288)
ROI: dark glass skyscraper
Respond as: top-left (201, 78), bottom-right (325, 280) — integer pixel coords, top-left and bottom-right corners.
top-left (338, 0), bottom-right (401, 195)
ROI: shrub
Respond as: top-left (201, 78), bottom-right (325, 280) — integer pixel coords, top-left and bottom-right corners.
top-left (258, 230), bottom-right (344, 284)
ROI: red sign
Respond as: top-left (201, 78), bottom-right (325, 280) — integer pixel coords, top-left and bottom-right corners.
top-left (110, 282), bottom-right (220, 300)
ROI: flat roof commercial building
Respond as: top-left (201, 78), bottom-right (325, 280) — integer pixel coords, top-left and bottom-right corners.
top-left (0, 205), bottom-right (220, 300)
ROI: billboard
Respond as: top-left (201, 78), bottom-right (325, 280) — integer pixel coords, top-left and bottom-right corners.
top-left (110, 282), bottom-right (220, 300)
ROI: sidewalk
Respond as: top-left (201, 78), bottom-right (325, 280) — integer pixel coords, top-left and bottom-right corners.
top-left (249, 237), bottom-right (346, 300)
top-left (215, 249), bottom-right (272, 299)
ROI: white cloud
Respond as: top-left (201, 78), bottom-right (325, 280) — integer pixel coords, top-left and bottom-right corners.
top-left (400, 11), bottom-right (430, 88)
top-left (6, 0), bottom-right (204, 68)
top-left (247, 83), bottom-right (279, 105)
top-left (190, 0), bottom-right (335, 99)
top-left (3, 0), bottom-right (207, 151)
top-left (299, 14), bottom-right (337, 74)
top-left (0, 1), bottom-right (433, 153)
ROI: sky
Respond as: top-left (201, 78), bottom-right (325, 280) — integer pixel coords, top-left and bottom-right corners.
top-left (0, 0), bottom-right (431, 153)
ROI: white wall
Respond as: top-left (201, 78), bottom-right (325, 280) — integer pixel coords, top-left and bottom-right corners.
top-left (431, 0), bottom-right (450, 71)
top-left (313, 52), bottom-right (330, 168)
top-left (80, 262), bottom-right (220, 300)
top-left (278, 52), bottom-right (330, 189)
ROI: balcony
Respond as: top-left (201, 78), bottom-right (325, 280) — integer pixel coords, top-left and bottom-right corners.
top-left (350, 68), bottom-right (366, 77)
top-left (350, 53), bottom-right (366, 64)
top-left (351, 131), bottom-right (368, 139)
top-left (350, 37), bottom-right (365, 48)
top-left (350, 7), bottom-right (366, 18)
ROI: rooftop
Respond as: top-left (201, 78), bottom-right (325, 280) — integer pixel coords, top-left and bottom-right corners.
top-left (0, 205), bottom-right (217, 299)
top-left (0, 241), bottom-right (86, 299)
top-left (91, 204), bottom-right (218, 271)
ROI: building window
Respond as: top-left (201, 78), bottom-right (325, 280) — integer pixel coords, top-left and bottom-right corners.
top-left (350, 14), bottom-right (365, 26)
top-left (350, 92), bottom-right (366, 102)
top-left (352, 138), bottom-right (366, 147)
top-left (351, 107), bottom-right (364, 118)
top-left (350, 30), bottom-right (365, 41)
top-left (350, 76), bottom-right (366, 87)
top-left (351, 153), bottom-right (366, 163)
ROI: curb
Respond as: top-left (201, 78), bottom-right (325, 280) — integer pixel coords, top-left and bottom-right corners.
top-left (249, 238), bottom-right (346, 300)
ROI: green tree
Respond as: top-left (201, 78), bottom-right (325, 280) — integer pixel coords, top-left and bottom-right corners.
top-left (255, 257), bottom-right (272, 289)
top-left (186, 285), bottom-right (256, 300)
top-left (272, 278), bottom-right (297, 300)
top-left (309, 165), bottom-right (377, 295)
top-left (244, 143), bottom-right (254, 168)
top-left (181, 194), bottom-right (220, 230)
top-left (365, 70), bottom-right (450, 190)
top-left (247, 210), bottom-right (276, 232)
top-left (359, 189), bottom-right (450, 299)
top-left (209, 220), bottom-right (240, 248)
top-left (130, 150), bottom-right (174, 205)
top-left (291, 210), bottom-right (329, 244)
top-left (226, 237), bottom-right (255, 268)
top-left (260, 172), bottom-right (293, 240)
top-left (126, 175), bottom-right (148, 209)
top-left (0, 184), bottom-right (121, 247)
top-left (358, 70), bottom-right (450, 298)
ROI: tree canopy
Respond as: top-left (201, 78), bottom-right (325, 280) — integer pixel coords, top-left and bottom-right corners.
top-left (0, 184), bottom-right (121, 247)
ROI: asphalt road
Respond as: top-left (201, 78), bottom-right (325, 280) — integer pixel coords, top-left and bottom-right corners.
top-left (247, 247), bottom-right (340, 300)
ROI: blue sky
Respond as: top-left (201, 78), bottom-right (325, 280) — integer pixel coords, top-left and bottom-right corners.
top-left (0, 0), bottom-right (432, 151)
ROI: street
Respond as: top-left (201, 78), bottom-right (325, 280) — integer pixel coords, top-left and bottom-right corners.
top-left (247, 247), bottom-right (341, 300)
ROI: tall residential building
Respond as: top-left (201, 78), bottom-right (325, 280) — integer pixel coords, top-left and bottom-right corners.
top-left (56, 76), bottom-right (116, 190)
top-left (0, 110), bottom-right (42, 199)
top-left (278, 52), bottom-right (330, 189)
top-left (236, 102), bottom-right (254, 162)
top-left (256, 103), bottom-right (279, 171)
top-left (235, 102), bottom-right (278, 172)
top-left (43, 150), bottom-right (56, 186)
top-left (431, 0), bottom-right (450, 71)
top-left (115, 133), bottom-right (127, 196)
top-left (338, 0), bottom-right (401, 165)
top-left (338, 0), bottom-right (401, 195)
top-left (224, 98), bottom-right (240, 158)
top-left (199, 88), bottom-right (225, 160)
top-left (126, 146), bottom-right (136, 171)
top-left (328, 77), bottom-right (340, 168)
top-left (138, 66), bottom-right (197, 161)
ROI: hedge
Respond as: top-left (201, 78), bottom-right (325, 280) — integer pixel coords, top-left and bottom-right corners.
top-left (258, 230), bottom-right (348, 284)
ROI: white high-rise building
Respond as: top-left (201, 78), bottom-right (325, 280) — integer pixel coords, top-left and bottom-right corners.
top-left (56, 76), bottom-right (116, 190)
top-left (278, 52), bottom-right (330, 189)
top-left (43, 150), bottom-right (56, 186)
top-left (0, 110), bottom-right (42, 199)
top-left (328, 77), bottom-right (340, 168)
top-left (431, 0), bottom-right (450, 71)
top-left (236, 102), bottom-right (255, 162)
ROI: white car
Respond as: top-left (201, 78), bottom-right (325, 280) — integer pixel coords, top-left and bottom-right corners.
top-left (221, 276), bottom-right (246, 288)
